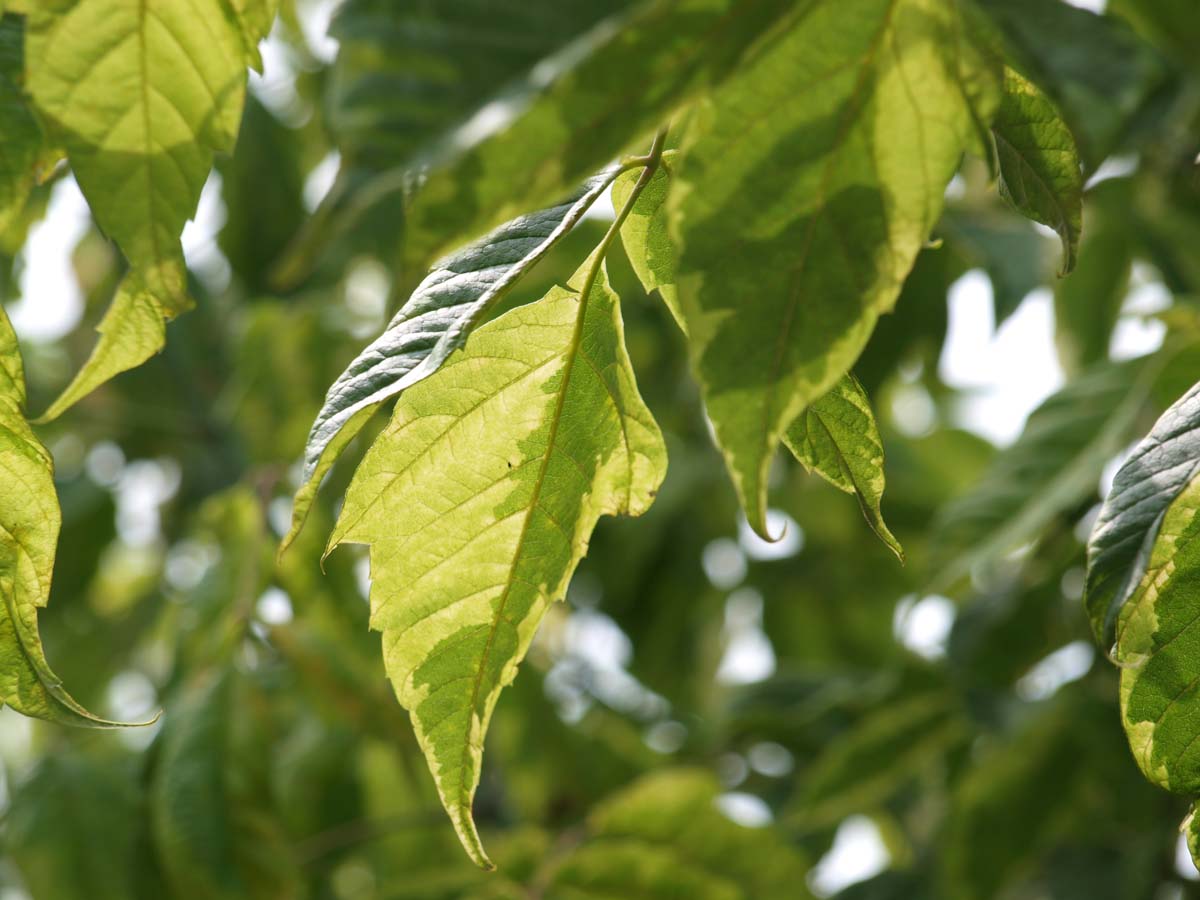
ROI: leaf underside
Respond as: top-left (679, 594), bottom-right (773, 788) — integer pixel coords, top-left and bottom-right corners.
top-left (283, 171), bottom-right (622, 551)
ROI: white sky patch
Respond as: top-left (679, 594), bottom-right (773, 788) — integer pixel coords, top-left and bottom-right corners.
top-left (1111, 266), bottom-right (1170, 361)
top-left (702, 537), bottom-right (748, 590)
top-left (181, 172), bottom-right (231, 295)
top-left (714, 792), bottom-right (772, 828)
top-left (940, 273), bottom-right (1064, 447)
top-left (297, 0), bottom-right (342, 63)
top-left (1016, 640), bottom-right (1096, 702)
top-left (248, 26), bottom-right (311, 125)
top-left (894, 594), bottom-right (955, 661)
top-left (115, 458), bottom-right (181, 547)
top-left (303, 151), bottom-right (342, 212)
top-left (1177, 831), bottom-right (1200, 880)
top-left (256, 586), bottom-right (295, 625)
top-left (581, 182), bottom-right (616, 221)
top-left (717, 588), bottom-right (776, 685)
top-left (11, 176), bottom-right (91, 341)
top-left (738, 510), bottom-right (804, 561)
top-left (1064, 0), bottom-right (1107, 11)
top-left (808, 815), bottom-right (891, 897)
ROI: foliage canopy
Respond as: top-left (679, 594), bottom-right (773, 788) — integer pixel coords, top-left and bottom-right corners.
top-left (2, 0), bottom-right (1200, 895)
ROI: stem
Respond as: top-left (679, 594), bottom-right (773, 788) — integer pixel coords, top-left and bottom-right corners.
top-left (576, 128), bottom-right (668, 310)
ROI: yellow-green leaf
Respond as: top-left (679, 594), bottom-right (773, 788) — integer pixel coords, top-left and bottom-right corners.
top-left (670, 0), bottom-right (1000, 537)
top-left (783, 373), bottom-right (903, 560)
top-left (26, 0), bottom-right (248, 408)
top-left (38, 262), bottom-right (186, 421)
top-left (0, 305), bottom-right (144, 726)
top-left (327, 261), bottom-right (666, 867)
top-left (612, 150), bottom-right (681, 326)
top-left (992, 67), bottom-right (1083, 275)
top-left (0, 14), bottom-right (43, 234)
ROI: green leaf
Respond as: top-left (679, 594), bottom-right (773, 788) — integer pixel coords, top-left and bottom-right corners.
top-left (7, 750), bottom-right (145, 900)
top-left (932, 356), bottom-right (1162, 592)
top-left (0, 14), bottom-right (43, 234)
top-left (783, 373), bottom-right (903, 560)
top-left (152, 668), bottom-right (300, 899)
top-left (26, 0), bottom-right (249, 407)
top-left (974, 0), bottom-right (1169, 168)
top-left (37, 262), bottom-right (186, 421)
top-left (326, 260), bottom-right (666, 866)
top-left (612, 149), bottom-right (680, 326)
top-left (0, 305), bottom-right (141, 726)
top-left (549, 769), bottom-right (811, 899)
top-left (1086, 379), bottom-right (1200, 647)
top-left (791, 692), bottom-right (964, 827)
top-left (1113, 470), bottom-right (1200, 792)
top-left (398, 0), bottom-right (797, 271)
top-left (221, 0), bottom-right (278, 72)
top-left (282, 171), bottom-right (620, 552)
top-left (991, 67), bottom-right (1083, 275)
top-left (670, 0), bottom-right (1000, 536)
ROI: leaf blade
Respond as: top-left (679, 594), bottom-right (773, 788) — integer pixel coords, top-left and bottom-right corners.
top-left (784, 374), bottom-right (903, 560)
top-left (328, 264), bottom-right (666, 865)
top-left (283, 171), bottom-right (620, 551)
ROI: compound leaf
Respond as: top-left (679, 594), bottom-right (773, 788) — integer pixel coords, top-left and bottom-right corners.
top-left (784, 373), bottom-right (902, 560)
top-left (992, 67), bottom-right (1083, 275)
top-left (283, 172), bottom-right (620, 551)
top-left (326, 262), bottom-right (666, 867)
top-left (670, 0), bottom-right (1000, 536)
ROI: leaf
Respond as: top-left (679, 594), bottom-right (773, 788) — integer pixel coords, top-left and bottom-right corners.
top-left (37, 262), bottom-right (185, 422)
top-left (612, 150), bottom-right (681, 325)
top-left (973, 0), bottom-right (1169, 168)
top-left (0, 305), bottom-right (141, 726)
top-left (783, 373), bottom-right (903, 560)
top-left (282, 170), bottom-right (620, 552)
top-left (326, 261), bottom-right (666, 866)
top-left (669, 0), bottom-right (1000, 536)
top-left (1086, 379), bottom-right (1200, 647)
top-left (221, 0), bottom-right (278, 72)
top-left (0, 14), bottom-right (43, 234)
top-left (397, 0), bottom-right (798, 272)
top-left (26, 0), bottom-right (248, 408)
top-left (791, 692), bottom-right (965, 827)
top-left (991, 67), bottom-right (1083, 275)
top-left (7, 750), bottom-right (145, 900)
top-left (152, 668), bottom-right (300, 899)
top-left (1112, 470), bottom-right (1200, 792)
top-left (932, 356), bottom-right (1162, 592)
top-left (549, 769), bottom-right (811, 899)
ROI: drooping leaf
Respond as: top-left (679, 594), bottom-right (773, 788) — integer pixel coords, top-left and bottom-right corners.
top-left (37, 262), bottom-right (186, 422)
top-left (973, 0), bottom-right (1169, 168)
top-left (548, 769), bottom-right (811, 899)
top-left (932, 356), bottom-right (1163, 592)
top-left (0, 305), bottom-right (138, 726)
top-left (783, 373), bottom-right (903, 560)
top-left (0, 14), bottom-right (43, 234)
top-left (992, 67), bottom-right (1083, 275)
top-left (670, 0), bottom-right (1000, 536)
top-left (7, 750), bottom-right (145, 900)
top-left (1054, 178), bottom-right (1135, 374)
top-left (791, 692), bottom-right (965, 827)
top-left (326, 261), bottom-right (666, 866)
top-left (26, 0), bottom-right (249, 410)
top-left (1086, 379), bottom-right (1200, 647)
top-left (398, 0), bottom-right (797, 272)
top-left (283, 171), bottom-right (620, 552)
top-left (152, 668), bottom-right (301, 900)
top-left (612, 149), bottom-right (680, 325)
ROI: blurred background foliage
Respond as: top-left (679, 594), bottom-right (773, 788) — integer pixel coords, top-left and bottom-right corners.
top-left (3, 0), bottom-right (1200, 897)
